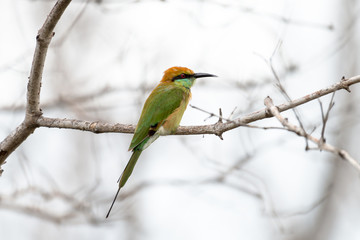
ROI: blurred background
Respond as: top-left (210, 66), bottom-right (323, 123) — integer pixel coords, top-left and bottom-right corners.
top-left (1, 0), bottom-right (360, 239)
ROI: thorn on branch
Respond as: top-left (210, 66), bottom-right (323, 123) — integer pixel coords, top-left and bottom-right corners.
top-left (218, 108), bottom-right (223, 123)
top-left (338, 150), bottom-right (345, 159)
top-left (342, 85), bottom-right (351, 93)
top-left (264, 96), bottom-right (274, 117)
top-left (341, 76), bottom-right (351, 92)
top-left (213, 111), bottom-right (225, 140)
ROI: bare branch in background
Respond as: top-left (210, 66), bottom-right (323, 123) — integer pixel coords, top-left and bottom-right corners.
top-left (0, 186), bottom-right (129, 224)
top-left (277, 185), bottom-right (332, 218)
top-left (0, 0), bottom-right (72, 174)
top-left (0, 172), bottom-right (263, 223)
top-left (264, 96), bottom-right (360, 172)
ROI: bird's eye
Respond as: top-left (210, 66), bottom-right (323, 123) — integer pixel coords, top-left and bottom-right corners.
top-left (180, 73), bottom-right (186, 78)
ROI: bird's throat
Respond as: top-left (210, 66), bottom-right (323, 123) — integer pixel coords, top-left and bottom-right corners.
top-left (175, 78), bottom-right (195, 89)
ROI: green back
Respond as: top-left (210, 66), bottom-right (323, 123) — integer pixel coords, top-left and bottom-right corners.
top-left (129, 84), bottom-right (186, 151)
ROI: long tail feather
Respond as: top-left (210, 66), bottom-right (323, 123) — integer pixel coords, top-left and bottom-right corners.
top-left (106, 149), bottom-right (142, 218)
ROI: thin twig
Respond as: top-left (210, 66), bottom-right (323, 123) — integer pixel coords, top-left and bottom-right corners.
top-left (264, 96), bottom-right (360, 172)
top-left (268, 41), bottom-right (309, 148)
top-left (319, 92), bottom-right (336, 143)
top-left (189, 104), bottom-right (232, 122)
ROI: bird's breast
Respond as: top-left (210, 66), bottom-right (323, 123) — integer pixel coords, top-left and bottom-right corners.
top-left (160, 93), bottom-right (190, 134)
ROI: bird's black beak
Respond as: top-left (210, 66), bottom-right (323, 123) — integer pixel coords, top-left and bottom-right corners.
top-left (193, 73), bottom-right (217, 79)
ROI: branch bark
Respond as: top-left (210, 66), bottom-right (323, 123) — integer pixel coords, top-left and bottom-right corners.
top-left (35, 75), bottom-right (360, 138)
top-left (0, 0), bottom-right (72, 174)
top-left (264, 96), bottom-right (360, 172)
top-left (1, 0), bottom-right (360, 175)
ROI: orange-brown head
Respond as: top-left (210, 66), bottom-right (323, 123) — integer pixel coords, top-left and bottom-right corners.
top-left (160, 66), bottom-right (217, 89)
top-left (161, 66), bottom-right (195, 83)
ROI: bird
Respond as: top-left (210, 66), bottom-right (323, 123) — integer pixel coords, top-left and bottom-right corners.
top-left (106, 66), bottom-right (217, 218)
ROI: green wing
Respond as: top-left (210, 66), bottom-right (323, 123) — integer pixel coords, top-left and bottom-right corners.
top-left (129, 84), bottom-right (184, 151)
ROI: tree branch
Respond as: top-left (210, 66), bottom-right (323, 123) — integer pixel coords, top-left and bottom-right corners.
top-left (264, 96), bottom-right (360, 172)
top-left (36, 116), bottom-right (135, 134)
top-left (35, 75), bottom-right (360, 138)
top-left (0, 0), bottom-right (72, 174)
top-left (0, 0), bottom-right (359, 174)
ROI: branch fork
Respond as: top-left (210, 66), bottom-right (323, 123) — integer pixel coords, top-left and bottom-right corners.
top-left (264, 96), bottom-right (360, 172)
top-left (1, 0), bottom-right (360, 176)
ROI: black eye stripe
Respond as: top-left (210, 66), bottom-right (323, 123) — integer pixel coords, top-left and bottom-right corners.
top-left (172, 73), bottom-right (192, 81)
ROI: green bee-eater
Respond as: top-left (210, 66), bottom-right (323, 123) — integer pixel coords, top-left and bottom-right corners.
top-left (106, 66), bottom-right (217, 217)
